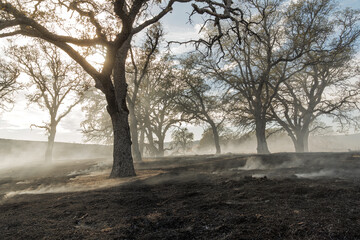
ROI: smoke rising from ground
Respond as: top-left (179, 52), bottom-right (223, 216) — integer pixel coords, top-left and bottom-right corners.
top-left (1, 153), bottom-right (165, 202)
top-left (295, 170), bottom-right (336, 179)
top-left (0, 138), bottom-right (112, 178)
top-left (1, 138), bottom-right (360, 205)
top-left (234, 156), bottom-right (302, 170)
top-left (3, 169), bottom-right (164, 200)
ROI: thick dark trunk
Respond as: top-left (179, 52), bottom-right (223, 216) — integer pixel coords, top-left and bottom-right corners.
top-left (304, 132), bottom-right (309, 152)
top-left (45, 128), bottom-right (56, 162)
top-left (157, 137), bottom-right (165, 157)
top-left (109, 42), bottom-right (136, 178)
top-left (255, 118), bottom-right (270, 154)
top-left (209, 121), bottom-right (221, 154)
top-left (294, 137), bottom-right (305, 152)
top-left (109, 110), bottom-right (135, 178)
top-left (293, 130), bottom-right (309, 153)
top-left (128, 104), bottom-right (142, 162)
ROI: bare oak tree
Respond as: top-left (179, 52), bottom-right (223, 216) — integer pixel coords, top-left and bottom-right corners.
top-left (175, 54), bottom-right (226, 154)
top-left (200, 0), bottom-right (332, 154)
top-left (0, 0), bottom-right (196, 177)
top-left (0, 59), bottom-right (19, 111)
top-left (138, 54), bottom-right (182, 157)
top-left (127, 23), bottom-right (163, 162)
top-left (271, 6), bottom-right (360, 152)
top-left (81, 88), bottom-right (113, 145)
top-left (9, 42), bottom-right (90, 161)
top-left (171, 127), bottom-right (194, 154)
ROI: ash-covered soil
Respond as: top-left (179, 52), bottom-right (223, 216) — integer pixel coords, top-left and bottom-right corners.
top-left (1, 152), bottom-right (360, 239)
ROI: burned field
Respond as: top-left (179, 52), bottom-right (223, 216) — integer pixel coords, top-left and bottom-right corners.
top-left (1, 153), bottom-right (360, 239)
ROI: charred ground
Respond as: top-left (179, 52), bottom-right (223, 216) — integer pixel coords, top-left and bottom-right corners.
top-left (1, 152), bottom-right (360, 239)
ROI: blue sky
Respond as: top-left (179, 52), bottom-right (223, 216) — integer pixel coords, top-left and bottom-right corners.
top-left (342, 0), bottom-right (360, 8)
top-left (0, 0), bottom-right (360, 144)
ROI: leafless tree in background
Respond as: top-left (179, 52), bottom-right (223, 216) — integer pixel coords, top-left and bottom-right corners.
top-left (171, 127), bottom-right (194, 154)
top-left (127, 23), bottom-right (164, 162)
top-left (0, 0), bottom-right (247, 177)
top-left (175, 54), bottom-right (227, 154)
top-left (81, 88), bottom-right (113, 145)
top-left (9, 42), bottom-right (90, 161)
top-left (137, 54), bottom-right (183, 157)
top-left (0, 60), bottom-right (19, 111)
top-left (199, 0), bottom-right (337, 154)
top-left (271, 5), bottom-right (360, 152)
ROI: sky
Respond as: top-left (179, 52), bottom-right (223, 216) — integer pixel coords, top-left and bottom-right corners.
top-left (0, 0), bottom-right (360, 144)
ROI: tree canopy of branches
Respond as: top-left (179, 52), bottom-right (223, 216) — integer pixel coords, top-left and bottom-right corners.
top-left (0, 0), bottom-right (190, 177)
top-left (175, 54), bottom-right (227, 154)
top-left (9, 41), bottom-right (90, 161)
top-left (127, 23), bottom-right (164, 162)
top-left (200, 0), bottom-right (338, 154)
top-left (0, 59), bottom-right (19, 111)
top-left (137, 54), bottom-right (184, 157)
top-left (81, 27), bottom-right (176, 158)
top-left (0, 0), bottom-right (251, 177)
top-left (270, 4), bottom-right (360, 152)
top-left (81, 88), bottom-right (113, 145)
top-left (171, 127), bottom-right (194, 154)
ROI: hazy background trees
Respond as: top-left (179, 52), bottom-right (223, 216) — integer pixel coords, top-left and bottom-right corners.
top-left (80, 0), bottom-right (360, 156)
top-left (270, 2), bottom-right (360, 152)
top-left (127, 23), bottom-right (164, 162)
top-left (0, 0), bottom-right (197, 177)
top-left (81, 88), bottom-right (113, 145)
top-left (193, 0), bottom-right (360, 154)
top-left (9, 41), bottom-right (90, 161)
top-left (0, 59), bottom-right (19, 111)
top-left (175, 54), bottom-right (228, 154)
top-left (171, 127), bottom-right (194, 154)
top-left (81, 29), bottom-right (181, 158)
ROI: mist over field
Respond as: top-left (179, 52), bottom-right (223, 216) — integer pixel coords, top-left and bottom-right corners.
top-left (1, 0), bottom-right (360, 239)
top-left (0, 139), bottom-right (111, 167)
top-left (1, 131), bottom-right (359, 169)
top-left (183, 133), bottom-right (360, 155)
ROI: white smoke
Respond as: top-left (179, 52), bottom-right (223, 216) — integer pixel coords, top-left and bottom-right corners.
top-left (232, 156), bottom-right (302, 171)
top-left (3, 169), bottom-right (165, 200)
top-left (295, 170), bottom-right (335, 179)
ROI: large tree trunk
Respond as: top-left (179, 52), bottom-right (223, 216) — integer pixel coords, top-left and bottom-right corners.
top-left (157, 136), bottom-right (165, 157)
top-left (293, 130), bottom-right (310, 153)
top-left (293, 136), bottom-right (305, 152)
top-left (209, 121), bottom-right (221, 154)
top-left (45, 127), bottom-right (56, 162)
top-left (109, 42), bottom-right (136, 178)
top-left (255, 117), bottom-right (270, 154)
top-left (109, 110), bottom-right (135, 178)
top-left (128, 103), bottom-right (142, 162)
top-left (304, 131), bottom-right (309, 152)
